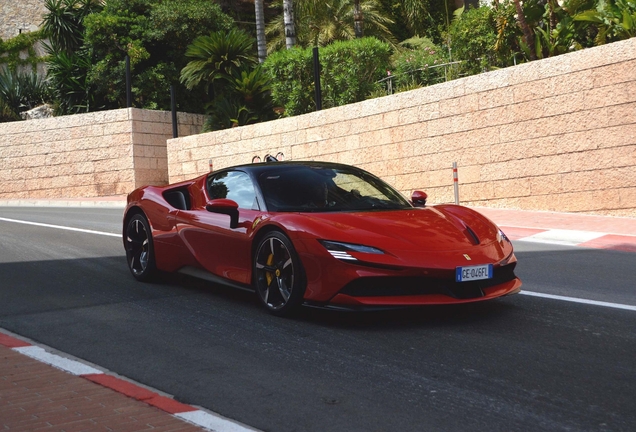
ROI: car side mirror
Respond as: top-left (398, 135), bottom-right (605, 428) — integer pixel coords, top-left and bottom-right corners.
top-left (206, 199), bottom-right (239, 229)
top-left (411, 191), bottom-right (428, 207)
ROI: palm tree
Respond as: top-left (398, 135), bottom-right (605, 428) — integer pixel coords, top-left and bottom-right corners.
top-left (41, 0), bottom-right (103, 54)
top-left (513, 0), bottom-right (537, 60)
top-left (180, 29), bottom-right (275, 131)
top-left (401, 0), bottom-right (432, 36)
top-left (180, 29), bottom-right (256, 91)
top-left (255, 0), bottom-right (268, 62)
top-left (283, 0), bottom-right (296, 48)
top-left (266, 0), bottom-right (395, 51)
top-left (354, 0), bottom-right (363, 37)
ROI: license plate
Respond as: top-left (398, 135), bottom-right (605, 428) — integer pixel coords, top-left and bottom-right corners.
top-left (456, 264), bottom-right (493, 282)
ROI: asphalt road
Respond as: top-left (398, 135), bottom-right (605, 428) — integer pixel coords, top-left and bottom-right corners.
top-left (0, 207), bottom-right (634, 432)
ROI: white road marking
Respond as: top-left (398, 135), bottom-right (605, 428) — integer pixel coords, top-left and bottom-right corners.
top-left (520, 290), bottom-right (636, 311)
top-left (0, 216), bottom-right (119, 237)
top-left (176, 410), bottom-right (259, 432)
top-left (518, 229), bottom-right (606, 246)
top-left (14, 346), bottom-right (103, 375)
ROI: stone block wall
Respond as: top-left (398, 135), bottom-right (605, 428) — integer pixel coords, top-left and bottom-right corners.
top-left (0, 108), bottom-right (204, 199)
top-left (168, 38), bottom-right (636, 217)
top-left (0, 0), bottom-right (44, 40)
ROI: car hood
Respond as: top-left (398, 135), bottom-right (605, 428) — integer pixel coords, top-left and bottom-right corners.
top-left (287, 205), bottom-right (501, 252)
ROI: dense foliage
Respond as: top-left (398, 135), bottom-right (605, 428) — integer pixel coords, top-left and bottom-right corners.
top-left (0, 0), bottom-right (634, 126)
top-left (265, 0), bottom-right (396, 50)
top-left (0, 69), bottom-right (51, 122)
top-left (82, 0), bottom-right (233, 112)
top-left (180, 29), bottom-right (276, 131)
top-left (391, 37), bottom-right (447, 91)
top-left (264, 37), bottom-right (391, 116)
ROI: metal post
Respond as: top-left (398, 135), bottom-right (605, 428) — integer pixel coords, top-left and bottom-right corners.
top-left (312, 47), bottom-right (322, 111)
top-left (125, 56), bottom-right (132, 108)
top-left (209, 159), bottom-right (214, 172)
top-left (452, 162), bottom-right (459, 205)
top-left (170, 85), bottom-right (178, 138)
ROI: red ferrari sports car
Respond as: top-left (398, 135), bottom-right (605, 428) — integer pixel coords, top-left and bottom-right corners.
top-left (123, 160), bottom-right (521, 315)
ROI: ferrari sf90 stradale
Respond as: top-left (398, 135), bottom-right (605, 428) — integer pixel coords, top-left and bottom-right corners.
top-left (123, 161), bottom-right (521, 315)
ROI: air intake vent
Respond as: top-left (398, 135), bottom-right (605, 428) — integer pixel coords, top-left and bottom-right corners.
top-left (463, 225), bottom-right (480, 245)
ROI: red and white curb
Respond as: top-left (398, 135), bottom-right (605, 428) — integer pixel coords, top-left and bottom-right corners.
top-left (501, 226), bottom-right (636, 252)
top-left (0, 332), bottom-right (258, 432)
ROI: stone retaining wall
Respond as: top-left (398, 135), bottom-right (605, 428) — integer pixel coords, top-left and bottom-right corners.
top-left (168, 38), bottom-right (636, 217)
top-left (0, 108), bottom-right (204, 199)
top-left (0, 0), bottom-right (44, 40)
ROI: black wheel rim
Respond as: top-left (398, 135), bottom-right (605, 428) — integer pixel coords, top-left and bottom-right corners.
top-left (126, 218), bottom-right (150, 276)
top-left (255, 236), bottom-right (295, 311)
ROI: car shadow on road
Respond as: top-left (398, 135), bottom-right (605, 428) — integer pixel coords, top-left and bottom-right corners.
top-left (294, 298), bottom-right (522, 329)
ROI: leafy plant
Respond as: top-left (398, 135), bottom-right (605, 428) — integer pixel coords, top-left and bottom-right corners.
top-left (180, 29), bottom-right (257, 91)
top-left (46, 49), bottom-right (94, 113)
top-left (265, 0), bottom-right (396, 50)
top-left (262, 47), bottom-right (315, 116)
top-left (263, 37), bottom-right (391, 116)
top-left (0, 98), bottom-right (20, 122)
top-left (0, 69), bottom-right (51, 120)
top-left (82, 0), bottom-right (234, 112)
top-left (448, 6), bottom-right (502, 75)
top-left (41, 0), bottom-right (101, 54)
top-left (0, 31), bottom-right (47, 73)
top-left (575, 0), bottom-right (636, 44)
top-left (181, 29), bottom-right (276, 131)
top-left (391, 37), bottom-right (446, 91)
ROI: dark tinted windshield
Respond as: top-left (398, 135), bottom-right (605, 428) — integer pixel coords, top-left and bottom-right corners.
top-left (257, 165), bottom-right (411, 212)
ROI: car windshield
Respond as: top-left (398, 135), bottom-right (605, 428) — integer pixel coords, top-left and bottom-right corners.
top-left (257, 165), bottom-right (412, 212)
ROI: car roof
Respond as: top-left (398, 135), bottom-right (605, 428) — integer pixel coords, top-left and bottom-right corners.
top-left (218, 161), bottom-right (360, 176)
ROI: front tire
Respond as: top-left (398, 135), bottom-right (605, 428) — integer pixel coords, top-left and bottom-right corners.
top-left (124, 213), bottom-right (157, 281)
top-left (253, 231), bottom-right (305, 316)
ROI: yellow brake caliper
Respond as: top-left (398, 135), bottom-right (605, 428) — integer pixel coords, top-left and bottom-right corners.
top-left (265, 253), bottom-right (275, 286)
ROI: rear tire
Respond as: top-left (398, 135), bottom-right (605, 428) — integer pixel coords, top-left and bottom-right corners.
top-left (124, 213), bottom-right (157, 281)
top-left (253, 231), bottom-right (305, 316)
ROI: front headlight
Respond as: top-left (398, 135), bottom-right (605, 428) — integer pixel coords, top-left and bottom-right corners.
top-left (497, 229), bottom-right (510, 245)
top-left (319, 240), bottom-right (385, 261)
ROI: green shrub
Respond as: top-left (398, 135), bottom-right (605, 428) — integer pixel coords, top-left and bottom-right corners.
top-left (83, 0), bottom-right (234, 112)
top-left (391, 37), bottom-right (446, 91)
top-left (264, 37), bottom-right (391, 116)
top-left (262, 48), bottom-right (314, 116)
top-left (448, 6), bottom-right (501, 76)
top-left (0, 68), bottom-right (51, 121)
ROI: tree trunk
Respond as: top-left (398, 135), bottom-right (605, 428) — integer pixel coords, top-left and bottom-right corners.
top-left (354, 0), bottom-right (363, 38)
top-left (513, 0), bottom-right (537, 60)
top-left (255, 0), bottom-right (267, 62)
top-left (283, 0), bottom-right (296, 49)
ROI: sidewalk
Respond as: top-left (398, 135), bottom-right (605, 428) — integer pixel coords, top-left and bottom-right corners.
top-left (0, 336), bottom-right (209, 431)
top-left (0, 196), bottom-right (127, 209)
top-left (0, 332), bottom-right (257, 432)
top-left (474, 207), bottom-right (636, 252)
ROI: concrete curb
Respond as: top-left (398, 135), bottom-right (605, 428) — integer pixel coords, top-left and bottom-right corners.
top-left (0, 330), bottom-right (259, 432)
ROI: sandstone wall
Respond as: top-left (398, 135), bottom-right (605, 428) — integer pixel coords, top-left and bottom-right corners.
top-left (0, 0), bottom-right (45, 40)
top-left (168, 38), bottom-right (636, 217)
top-left (0, 108), bottom-right (204, 199)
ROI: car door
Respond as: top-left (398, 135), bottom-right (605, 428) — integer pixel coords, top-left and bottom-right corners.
top-left (175, 170), bottom-right (262, 285)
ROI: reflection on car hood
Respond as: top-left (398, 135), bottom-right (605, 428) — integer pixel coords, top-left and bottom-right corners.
top-left (295, 206), bottom-right (499, 252)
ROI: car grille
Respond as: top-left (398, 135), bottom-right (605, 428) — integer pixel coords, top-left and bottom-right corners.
top-left (339, 263), bottom-right (517, 299)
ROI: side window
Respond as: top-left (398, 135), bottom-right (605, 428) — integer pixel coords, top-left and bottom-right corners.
top-left (207, 171), bottom-right (259, 210)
